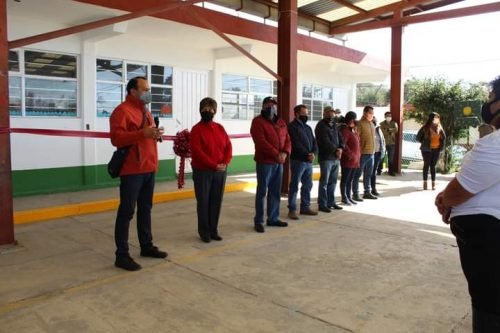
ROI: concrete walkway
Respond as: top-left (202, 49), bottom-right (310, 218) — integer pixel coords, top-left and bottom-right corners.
top-left (1, 170), bottom-right (471, 332)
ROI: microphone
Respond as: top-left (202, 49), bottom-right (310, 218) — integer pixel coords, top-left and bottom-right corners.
top-left (154, 116), bottom-right (163, 142)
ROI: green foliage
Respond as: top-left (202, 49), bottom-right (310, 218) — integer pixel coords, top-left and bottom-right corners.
top-left (356, 83), bottom-right (390, 107)
top-left (404, 77), bottom-right (488, 173)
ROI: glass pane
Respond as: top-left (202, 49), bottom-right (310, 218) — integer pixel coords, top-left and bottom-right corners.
top-left (323, 87), bottom-right (332, 100)
top-left (25, 78), bottom-right (77, 117)
top-left (302, 84), bottom-right (312, 98)
top-left (127, 63), bottom-right (148, 81)
top-left (9, 51), bottom-right (19, 72)
top-left (222, 74), bottom-right (247, 92)
top-left (312, 100), bottom-right (322, 121)
top-left (151, 86), bottom-right (172, 118)
top-left (313, 86), bottom-right (322, 99)
top-left (96, 82), bottom-right (122, 117)
top-left (221, 92), bottom-right (247, 105)
top-left (25, 51), bottom-right (77, 78)
top-left (302, 99), bottom-right (312, 111)
top-left (151, 65), bottom-right (173, 85)
top-left (250, 78), bottom-right (272, 94)
top-left (9, 76), bottom-right (21, 116)
top-left (222, 104), bottom-right (240, 120)
top-left (96, 59), bottom-right (123, 81)
top-left (273, 81), bottom-right (277, 96)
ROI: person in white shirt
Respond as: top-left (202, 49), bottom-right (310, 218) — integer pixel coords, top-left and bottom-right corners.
top-left (435, 75), bottom-right (500, 332)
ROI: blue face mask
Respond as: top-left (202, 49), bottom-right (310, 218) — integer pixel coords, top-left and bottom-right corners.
top-left (139, 91), bottom-right (152, 104)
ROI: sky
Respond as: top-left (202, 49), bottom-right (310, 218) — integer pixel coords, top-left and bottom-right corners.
top-left (344, 0), bottom-right (500, 84)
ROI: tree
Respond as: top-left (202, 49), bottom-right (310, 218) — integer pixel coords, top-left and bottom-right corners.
top-left (356, 83), bottom-right (390, 107)
top-left (404, 77), bottom-right (488, 173)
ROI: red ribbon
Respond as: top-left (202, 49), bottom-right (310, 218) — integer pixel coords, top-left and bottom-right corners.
top-left (0, 127), bottom-right (250, 140)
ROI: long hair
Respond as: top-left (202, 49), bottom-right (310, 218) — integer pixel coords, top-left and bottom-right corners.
top-left (423, 112), bottom-right (442, 137)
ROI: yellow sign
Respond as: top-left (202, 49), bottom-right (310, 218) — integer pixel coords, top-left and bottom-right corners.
top-left (463, 106), bottom-right (473, 117)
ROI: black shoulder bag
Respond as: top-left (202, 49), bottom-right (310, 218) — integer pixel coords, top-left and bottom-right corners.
top-left (107, 112), bottom-right (147, 178)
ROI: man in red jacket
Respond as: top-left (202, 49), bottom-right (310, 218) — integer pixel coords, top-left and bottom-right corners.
top-left (250, 97), bottom-right (291, 233)
top-left (110, 76), bottom-right (167, 271)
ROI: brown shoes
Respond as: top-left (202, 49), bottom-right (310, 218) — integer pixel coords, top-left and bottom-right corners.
top-left (288, 211), bottom-right (299, 220)
top-left (300, 209), bottom-right (318, 216)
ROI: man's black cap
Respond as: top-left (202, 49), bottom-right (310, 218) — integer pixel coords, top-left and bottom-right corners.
top-left (262, 96), bottom-right (277, 105)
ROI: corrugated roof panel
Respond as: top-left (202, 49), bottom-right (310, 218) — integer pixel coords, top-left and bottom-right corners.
top-left (298, 0), bottom-right (318, 8)
top-left (300, 0), bottom-right (342, 16)
top-left (355, 0), bottom-right (401, 11)
top-left (317, 7), bottom-right (358, 21)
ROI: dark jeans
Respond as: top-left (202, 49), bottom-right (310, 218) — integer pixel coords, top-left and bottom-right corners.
top-left (115, 172), bottom-right (155, 258)
top-left (254, 163), bottom-right (283, 225)
top-left (288, 159), bottom-right (313, 212)
top-left (193, 168), bottom-right (227, 238)
top-left (340, 167), bottom-right (356, 202)
top-left (450, 214), bottom-right (500, 332)
top-left (318, 159), bottom-right (340, 208)
top-left (422, 149), bottom-right (441, 181)
top-left (371, 151), bottom-right (382, 192)
top-left (386, 144), bottom-right (395, 174)
top-left (353, 154), bottom-right (374, 195)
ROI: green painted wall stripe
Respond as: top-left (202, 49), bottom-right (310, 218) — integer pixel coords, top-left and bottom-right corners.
top-left (12, 155), bottom-right (256, 197)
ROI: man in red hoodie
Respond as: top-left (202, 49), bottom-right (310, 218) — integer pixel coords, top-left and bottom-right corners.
top-left (250, 97), bottom-right (291, 233)
top-left (110, 76), bottom-right (167, 271)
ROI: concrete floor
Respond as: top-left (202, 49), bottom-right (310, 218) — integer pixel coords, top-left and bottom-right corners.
top-left (1, 170), bottom-right (471, 332)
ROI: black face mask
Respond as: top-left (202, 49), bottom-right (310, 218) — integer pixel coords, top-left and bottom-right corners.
top-left (299, 115), bottom-right (308, 123)
top-left (200, 111), bottom-right (214, 122)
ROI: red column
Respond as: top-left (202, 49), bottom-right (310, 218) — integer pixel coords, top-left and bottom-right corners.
top-left (390, 24), bottom-right (403, 174)
top-left (0, 0), bottom-right (15, 245)
top-left (278, 0), bottom-right (298, 194)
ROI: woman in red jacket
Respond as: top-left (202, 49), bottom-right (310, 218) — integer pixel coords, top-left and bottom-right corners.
top-left (190, 98), bottom-right (232, 243)
top-left (339, 111), bottom-right (361, 205)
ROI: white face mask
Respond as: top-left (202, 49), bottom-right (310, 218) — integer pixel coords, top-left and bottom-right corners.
top-left (385, 117), bottom-right (392, 122)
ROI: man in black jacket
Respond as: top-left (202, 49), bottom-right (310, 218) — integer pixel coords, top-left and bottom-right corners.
top-left (287, 104), bottom-right (318, 220)
top-left (315, 106), bottom-right (345, 212)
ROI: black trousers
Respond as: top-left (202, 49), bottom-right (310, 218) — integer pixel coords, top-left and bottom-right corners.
top-left (115, 172), bottom-right (155, 257)
top-left (422, 149), bottom-right (440, 181)
top-left (192, 168), bottom-right (227, 238)
top-left (451, 214), bottom-right (500, 332)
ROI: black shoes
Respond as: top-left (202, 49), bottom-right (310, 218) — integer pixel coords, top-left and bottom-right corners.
top-left (254, 224), bottom-right (265, 233)
top-left (200, 236), bottom-right (211, 243)
top-left (363, 193), bottom-right (378, 200)
top-left (211, 234), bottom-right (223, 241)
top-left (319, 206), bottom-right (331, 213)
top-left (372, 190), bottom-right (380, 196)
top-left (352, 196), bottom-right (364, 202)
top-left (115, 256), bottom-right (142, 271)
top-left (330, 204), bottom-right (343, 210)
top-left (300, 209), bottom-right (318, 216)
top-left (267, 220), bottom-right (288, 227)
top-left (341, 199), bottom-right (352, 206)
top-left (141, 246), bottom-right (168, 258)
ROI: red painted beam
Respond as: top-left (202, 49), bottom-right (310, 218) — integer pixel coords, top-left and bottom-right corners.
top-left (331, 1), bottom-right (500, 34)
top-left (0, 0), bottom-right (15, 246)
top-left (278, 0), bottom-right (298, 194)
top-left (185, 8), bottom-right (282, 82)
top-left (74, 0), bottom-right (366, 64)
top-left (390, 24), bottom-right (403, 174)
top-left (9, 0), bottom-right (203, 49)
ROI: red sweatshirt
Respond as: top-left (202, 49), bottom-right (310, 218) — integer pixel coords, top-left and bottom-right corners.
top-left (109, 95), bottom-right (158, 176)
top-left (190, 120), bottom-right (232, 170)
top-left (250, 115), bottom-right (291, 164)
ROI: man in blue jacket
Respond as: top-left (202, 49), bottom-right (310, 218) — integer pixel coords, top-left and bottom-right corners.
top-left (287, 104), bottom-right (318, 220)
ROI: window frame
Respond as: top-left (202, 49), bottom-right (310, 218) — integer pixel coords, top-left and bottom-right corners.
top-left (8, 49), bottom-right (79, 118)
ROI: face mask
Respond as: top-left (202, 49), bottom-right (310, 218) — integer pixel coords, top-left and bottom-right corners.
top-left (262, 106), bottom-right (277, 119)
top-left (385, 117), bottom-right (392, 122)
top-left (200, 111), bottom-right (214, 122)
top-left (299, 115), bottom-right (308, 123)
top-left (139, 91), bottom-right (152, 104)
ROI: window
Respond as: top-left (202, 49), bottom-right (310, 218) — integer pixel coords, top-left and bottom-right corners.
top-left (96, 59), bottom-right (173, 118)
top-left (301, 84), bottom-right (348, 121)
top-left (8, 50), bottom-right (78, 117)
top-left (221, 74), bottom-right (276, 120)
